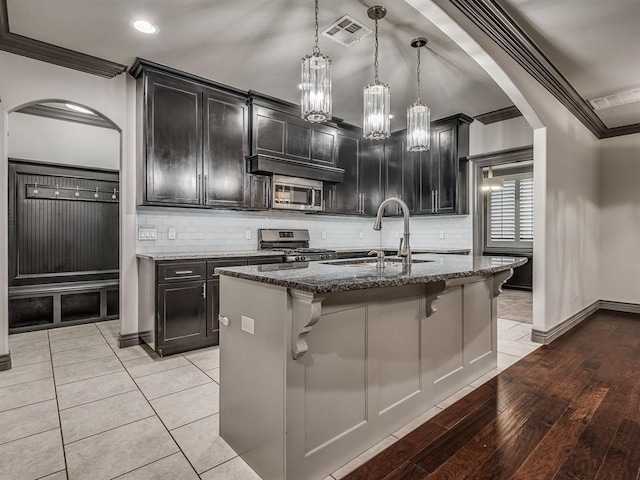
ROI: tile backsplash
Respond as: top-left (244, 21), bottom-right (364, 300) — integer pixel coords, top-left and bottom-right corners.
top-left (136, 207), bottom-right (472, 254)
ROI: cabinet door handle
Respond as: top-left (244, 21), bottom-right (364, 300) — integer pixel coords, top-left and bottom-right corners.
top-left (202, 283), bottom-right (206, 299)
top-left (219, 315), bottom-right (230, 326)
top-left (204, 174), bottom-right (208, 202)
top-left (361, 193), bottom-right (365, 214)
top-left (436, 190), bottom-right (440, 211)
top-left (431, 191), bottom-right (435, 213)
top-left (197, 174), bottom-right (202, 201)
top-left (175, 270), bottom-right (193, 275)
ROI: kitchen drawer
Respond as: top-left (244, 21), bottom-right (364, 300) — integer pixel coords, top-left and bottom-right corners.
top-left (158, 261), bottom-right (206, 283)
top-left (247, 256), bottom-right (283, 265)
top-left (207, 259), bottom-right (248, 278)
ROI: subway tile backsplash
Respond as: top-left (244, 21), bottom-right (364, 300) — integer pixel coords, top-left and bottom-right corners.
top-left (136, 208), bottom-right (472, 254)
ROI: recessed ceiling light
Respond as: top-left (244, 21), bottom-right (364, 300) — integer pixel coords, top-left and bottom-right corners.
top-left (65, 103), bottom-right (95, 115)
top-left (132, 20), bottom-right (158, 34)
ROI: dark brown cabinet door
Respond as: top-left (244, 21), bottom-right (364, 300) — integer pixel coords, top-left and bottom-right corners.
top-left (157, 280), bottom-right (206, 349)
top-left (311, 125), bottom-right (337, 166)
top-left (249, 175), bottom-right (270, 210)
top-left (418, 150), bottom-right (435, 213)
top-left (203, 91), bottom-right (248, 207)
top-left (146, 74), bottom-right (202, 204)
top-left (402, 150), bottom-right (418, 214)
top-left (432, 125), bottom-right (456, 214)
top-left (383, 134), bottom-right (402, 216)
top-left (360, 140), bottom-right (383, 215)
top-left (206, 279), bottom-right (220, 345)
top-left (332, 130), bottom-right (360, 214)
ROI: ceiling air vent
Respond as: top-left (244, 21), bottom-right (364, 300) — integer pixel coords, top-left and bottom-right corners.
top-left (322, 14), bottom-right (373, 47)
top-left (589, 88), bottom-right (640, 111)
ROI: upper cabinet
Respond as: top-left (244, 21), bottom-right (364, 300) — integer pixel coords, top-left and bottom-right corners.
top-left (132, 61), bottom-right (248, 208)
top-left (145, 73), bottom-right (203, 205)
top-left (417, 114), bottom-right (473, 215)
top-left (247, 94), bottom-right (344, 183)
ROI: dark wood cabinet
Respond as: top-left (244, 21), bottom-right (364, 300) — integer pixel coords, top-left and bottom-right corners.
top-left (157, 280), bottom-right (207, 350)
top-left (249, 175), bottom-right (270, 210)
top-left (203, 90), bottom-right (248, 207)
top-left (382, 132), bottom-right (417, 216)
top-left (140, 255), bottom-right (284, 356)
top-left (250, 104), bottom-right (337, 167)
top-left (418, 114), bottom-right (472, 215)
top-left (145, 74), bottom-right (202, 205)
top-left (138, 66), bottom-right (248, 208)
top-left (327, 128), bottom-right (383, 216)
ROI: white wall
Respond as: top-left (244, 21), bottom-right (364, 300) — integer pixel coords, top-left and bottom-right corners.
top-left (469, 116), bottom-right (533, 155)
top-left (136, 209), bottom-right (472, 254)
top-left (599, 133), bottom-right (640, 304)
top-left (8, 112), bottom-right (120, 170)
top-left (0, 51), bottom-right (137, 359)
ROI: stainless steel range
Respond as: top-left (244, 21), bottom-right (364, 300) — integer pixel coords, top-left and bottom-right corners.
top-left (258, 229), bottom-right (337, 263)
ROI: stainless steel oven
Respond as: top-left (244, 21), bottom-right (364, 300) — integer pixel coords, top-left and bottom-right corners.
top-left (271, 175), bottom-right (323, 211)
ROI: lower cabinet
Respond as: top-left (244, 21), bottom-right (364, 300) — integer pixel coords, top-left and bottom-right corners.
top-left (157, 281), bottom-right (207, 351)
top-left (145, 255), bottom-right (283, 356)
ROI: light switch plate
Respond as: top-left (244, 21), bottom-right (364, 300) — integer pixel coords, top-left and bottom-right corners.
top-left (168, 228), bottom-right (176, 240)
top-left (138, 228), bottom-right (157, 241)
top-left (321, 231), bottom-right (327, 240)
top-left (359, 231), bottom-right (364, 239)
top-left (439, 231), bottom-right (445, 239)
top-left (245, 230), bottom-right (252, 240)
top-left (241, 315), bottom-right (255, 335)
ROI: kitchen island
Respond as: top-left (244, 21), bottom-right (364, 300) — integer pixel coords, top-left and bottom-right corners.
top-left (216, 254), bottom-right (527, 480)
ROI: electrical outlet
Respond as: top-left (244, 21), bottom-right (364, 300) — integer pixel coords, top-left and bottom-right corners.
top-left (394, 231), bottom-right (399, 239)
top-left (321, 231), bottom-right (327, 240)
top-left (168, 228), bottom-right (176, 240)
top-left (359, 231), bottom-right (364, 239)
top-left (439, 231), bottom-right (445, 239)
top-left (245, 230), bottom-right (252, 240)
top-left (241, 315), bottom-right (255, 335)
top-left (138, 228), bottom-right (157, 241)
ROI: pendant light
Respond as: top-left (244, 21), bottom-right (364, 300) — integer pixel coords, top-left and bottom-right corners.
top-left (407, 37), bottom-right (431, 151)
top-left (301, 0), bottom-right (332, 123)
top-left (482, 166), bottom-right (505, 192)
top-left (363, 6), bottom-right (390, 140)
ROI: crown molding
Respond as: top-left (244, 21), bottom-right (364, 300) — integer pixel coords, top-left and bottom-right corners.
top-left (0, 0), bottom-right (126, 78)
top-left (19, 104), bottom-right (118, 130)
top-left (450, 0), bottom-right (640, 139)
top-left (474, 105), bottom-right (522, 124)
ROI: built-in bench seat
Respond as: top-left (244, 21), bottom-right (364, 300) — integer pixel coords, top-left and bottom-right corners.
top-left (8, 280), bottom-right (119, 333)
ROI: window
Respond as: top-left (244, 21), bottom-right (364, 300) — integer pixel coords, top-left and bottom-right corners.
top-left (486, 172), bottom-right (534, 250)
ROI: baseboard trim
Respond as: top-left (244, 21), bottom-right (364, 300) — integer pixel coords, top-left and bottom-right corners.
top-left (0, 353), bottom-right (12, 371)
top-left (118, 333), bottom-right (141, 348)
top-left (598, 300), bottom-right (640, 315)
top-left (531, 301), bottom-right (600, 345)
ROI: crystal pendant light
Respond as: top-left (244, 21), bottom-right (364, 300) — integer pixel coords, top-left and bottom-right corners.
top-left (363, 6), bottom-right (390, 140)
top-left (301, 0), bottom-right (332, 123)
top-left (407, 37), bottom-right (431, 151)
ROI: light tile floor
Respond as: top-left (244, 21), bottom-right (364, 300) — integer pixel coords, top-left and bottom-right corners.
top-left (0, 317), bottom-right (538, 480)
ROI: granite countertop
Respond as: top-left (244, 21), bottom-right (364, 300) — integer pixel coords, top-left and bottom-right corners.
top-left (137, 247), bottom-right (470, 261)
top-left (136, 251), bottom-right (286, 261)
top-left (216, 254), bottom-right (527, 294)
top-left (332, 247), bottom-right (471, 255)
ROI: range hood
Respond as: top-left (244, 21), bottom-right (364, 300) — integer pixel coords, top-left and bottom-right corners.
top-left (248, 92), bottom-right (345, 183)
top-left (248, 155), bottom-right (344, 183)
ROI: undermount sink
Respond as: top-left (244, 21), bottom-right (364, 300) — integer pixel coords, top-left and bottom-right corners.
top-left (322, 258), bottom-right (434, 267)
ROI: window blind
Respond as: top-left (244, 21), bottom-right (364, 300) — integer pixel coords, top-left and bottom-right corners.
top-left (486, 173), bottom-right (534, 249)
top-left (490, 179), bottom-right (516, 241)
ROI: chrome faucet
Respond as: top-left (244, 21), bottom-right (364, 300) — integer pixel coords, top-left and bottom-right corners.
top-left (373, 197), bottom-right (412, 267)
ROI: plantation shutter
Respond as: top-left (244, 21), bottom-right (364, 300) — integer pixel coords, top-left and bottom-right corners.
top-left (519, 177), bottom-right (534, 242)
top-left (489, 179), bottom-right (516, 242)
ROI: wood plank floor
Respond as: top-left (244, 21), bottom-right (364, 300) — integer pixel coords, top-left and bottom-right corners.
top-left (345, 310), bottom-right (640, 480)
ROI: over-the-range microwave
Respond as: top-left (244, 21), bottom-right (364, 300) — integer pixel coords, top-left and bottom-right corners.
top-left (271, 175), bottom-right (323, 212)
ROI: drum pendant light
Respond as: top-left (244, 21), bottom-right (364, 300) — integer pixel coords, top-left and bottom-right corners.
top-left (301, 0), bottom-right (332, 123)
top-left (363, 6), bottom-right (390, 140)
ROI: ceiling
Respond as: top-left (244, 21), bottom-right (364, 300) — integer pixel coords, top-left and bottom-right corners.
top-left (499, 0), bottom-right (640, 129)
top-left (4, 0), bottom-right (514, 130)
